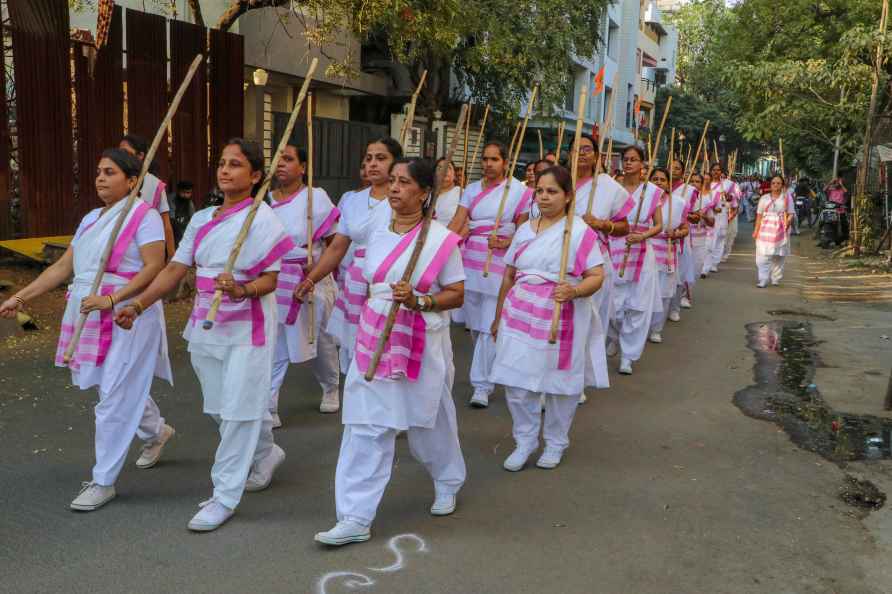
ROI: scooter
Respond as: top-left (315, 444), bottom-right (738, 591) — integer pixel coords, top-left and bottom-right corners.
top-left (817, 198), bottom-right (849, 248)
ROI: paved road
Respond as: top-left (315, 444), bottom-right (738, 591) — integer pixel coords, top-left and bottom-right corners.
top-left (0, 223), bottom-right (885, 594)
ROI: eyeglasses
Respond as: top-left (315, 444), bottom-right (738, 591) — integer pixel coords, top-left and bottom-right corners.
top-left (577, 146), bottom-right (595, 155)
top-left (622, 157), bottom-right (641, 163)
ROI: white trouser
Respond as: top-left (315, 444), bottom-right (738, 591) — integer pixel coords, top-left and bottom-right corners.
top-left (756, 254), bottom-right (786, 285)
top-left (269, 329), bottom-right (340, 413)
top-left (470, 330), bottom-right (497, 395)
top-left (335, 396), bottom-right (466, 527)
top-left (723, 219), bottom-right (738, 261)
top-left (504, 387), bottom-right (579, 453)
top-left (92, 377), bottom-right (164, 486)
top-left (608, 307), bottom-right (651, 362)
top-left (704, 231), bottom-right (725, 272)
top-left (670, 285), bottom-right (683, 313)
top-left (208, 412), bottom-right (274, 509)
top-left (650, 296), bottom-right (673, 334)
top-left (743, 199), bottom-right (755, 222)
top-left (690, 236), bottom-right (707, 281)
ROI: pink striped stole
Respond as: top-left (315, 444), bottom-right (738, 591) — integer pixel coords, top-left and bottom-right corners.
top-left (756, 196), bottom-right (787, 245)
top-left (152, 181), bottom-right (166, 211)
top-left (516, 187), bottom-right (534, 218)
top-left (333, 247), bottom-right (369, 324)
top-left (354, 225), bottom-right (460, 382)
top-left (276, 258), bottom-right (306, 325)
top-left (189, 275), bottom-right (266, 346)
top-left (468, 181), bottom-right (503, 217)
top-left (609, 185), bottom-right (662, 281)
top-left (193, 198), bottom-right (253, 253)
top-left (462, 225), bottom-right (509, 276)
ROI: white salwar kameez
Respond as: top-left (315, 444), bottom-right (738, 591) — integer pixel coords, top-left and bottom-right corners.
top-left (326, 188), bottom-right (393, 373)
top-left (650, 192), bottom-right (687, 335)
top-left (608, 182), bottom-right (664, 362)
top-left (139, 172), bottom-right (171, 214)
top-left (755, 193), bottom-right (795, 285)
top-left (490, 217), bottom-right (607, 454)
top-left (704, 179), bottom-right (739, 273)
top-left (173, 199), bottom-right (292, 510)
top-left (335, 222), bottom-right (466, 528)
top-left (56, 200), bottom-right (171, 486)
top-left (672, 183), bottom-right (697, 311)
top-left (688, 188), bottom-right (715, 287)
top-left (459, 177), bottom-right (529, 396)
top-left (268, 187), bottom-right (341, 414)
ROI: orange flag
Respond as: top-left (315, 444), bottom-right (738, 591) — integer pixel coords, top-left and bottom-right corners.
top-left (592, 66), bottom-right (606, 96)
top-left (634, 95), bottom-right (642, 115)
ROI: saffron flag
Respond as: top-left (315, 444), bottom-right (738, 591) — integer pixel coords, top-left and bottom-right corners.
top-left (634, 95), bottom-right (642, 116)
top-left (592, 66), bottom-right (605, 96)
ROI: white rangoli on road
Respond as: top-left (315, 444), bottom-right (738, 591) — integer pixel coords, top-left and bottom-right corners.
top-left (316, 533), bottom-right (430, 594)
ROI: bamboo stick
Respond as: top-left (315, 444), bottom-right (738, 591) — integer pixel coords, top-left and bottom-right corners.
top-left (64, 54), bottom-right (204, 362)
top-left (483, 85), bottom-right (539, 277)
top-left (306, 93), bottom-right (316, 344)
top-left (399, 69), bottom-right (428, 148)
top-left (549, 85), bottom-right (588, 344)
top-left (585, 73), bottom-right (620, 217)
top-left (619, 96), bottom-right (672, 278)
top-left (459, 103), bottom-right (472, 193)
top-left (364, 105), bottom-right (469, 381)
top-left (555, 121), bottom-right (566, 163)
top-left (537, 129), bottom-right (544, 160)
top-left (466, 104), bottom-right (490, 185)
top-left (203, 58), bottom-right (318, 329)
top-left (667, 128), bottom-right (676, 274)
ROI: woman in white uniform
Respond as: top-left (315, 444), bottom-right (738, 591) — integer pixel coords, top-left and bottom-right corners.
top-left (117, 139), bottom-right (293, 532)
top-left (434, 158), bottom-right (462, 224)
top-left (607, 146), bottom-right (664, 375)
top-left (303, 138), bottom-right (402, 374)
top-left (490, 166), bottom-right (607, 471)
top-left (1, 149), bottom-right (172, 511)
top-left (668, 159), bottom-right (697, 316)
top-left (686, 172), bottom-right (716, 292)
top-left (753, 175), bottom-right (794, 287)
top-left (267, 143), bottom-right (341, 424)
top-left (119, 134), bottom-right (176, 259)
top-left (647, 167), bottom-right (688, 343)
top-left (311, 158), bottom-right (466, 547)
top-left (447, 142), bottom-right (531, 408)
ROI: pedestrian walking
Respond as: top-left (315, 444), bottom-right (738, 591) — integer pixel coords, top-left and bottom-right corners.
top-left (753, 174), bottom-right (795, 287)
top-left (647, 167), bottom-right (688, 344)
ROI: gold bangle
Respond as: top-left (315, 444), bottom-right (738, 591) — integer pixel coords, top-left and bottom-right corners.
top-left (132, 300), bottom-right (145, 316)
top-left (608, 222), bottom-right (615, 235)
top-left (108, 295), bottom-right (116, 308)
top-left (249, 282), bottom-right (259, 298)
top-left (12, 295), bottom-right (25, 306)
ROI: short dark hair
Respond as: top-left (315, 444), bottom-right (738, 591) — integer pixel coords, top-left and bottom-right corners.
top-left (390, 157), bottom-right (435, 191)
top-left (650, 167), bottom-right (670, 181)
top-left (483, 141), bottom-right (509, 161)
top-left (571, 132), bottom-right (598, 151)
top-left (284, 142), bottom-right (308, 164)
top-left (120, 134), bottom-right (148, 156)
top-left (623, 145), bottom-right (646, 162)
top-left (177, 180), bottom-right (194, 192)
top-left (101, 148), bottom-right (141, 178)
top-left (536, 165), bottom-right (573, 195)
top-left (224, 138), bottom-right (265, 173)
top-left (368, 137), bottom-right (404, 160)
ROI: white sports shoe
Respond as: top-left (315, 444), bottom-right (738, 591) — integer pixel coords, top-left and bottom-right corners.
top-left (757, 281), bottom-right (767, 288)
top-left (187, 498), bottom-right (234, 532)
top-left (577, 393), bottom-right (587, 405)
top-left (70, 482), bottom-right (116, 511)
top-left (271, 413), bottom-right (283, 429)
top-left (469, 390), bottom-right (489, 409)
top-left (503, 447), bottom-right (534, 472)
top-left (668, 310), bottom-right (681, 322)
top-left (619, 358), bottom-right (633, 375)
top-left (680, 297), bottom-right (692, 309)
top-left (314, 520), bottom-right (371, 546)
top-left (648, 332), bottom-right (663, 344)
top-left (245, 444), bottom-right (286, 492)
top-left (536, 448), bottom-right (564, 469)
top-left (135, 424), bottom-right (175, 469)
top-left (606, 340), bottom-right (619, 357)
top-left (430, 494), bottom-right (457, 516)
top-left (319, 389), bottom-right (340, 414)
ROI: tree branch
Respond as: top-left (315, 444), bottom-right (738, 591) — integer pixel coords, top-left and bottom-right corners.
top-left (187, 0), bottom-right (205, 28)
top-left (217, 0), bottom-right (294, 31)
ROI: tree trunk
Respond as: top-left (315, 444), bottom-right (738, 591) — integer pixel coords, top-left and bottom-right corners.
top-left (187, 0), bottom-right (205, 27)
top-left (217, 0), bottom-right (292, 32)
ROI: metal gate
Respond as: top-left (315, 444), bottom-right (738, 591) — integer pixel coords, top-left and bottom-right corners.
top-left (274, 113), bottom-right (387, 202)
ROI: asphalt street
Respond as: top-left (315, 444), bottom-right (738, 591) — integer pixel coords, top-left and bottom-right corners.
top-left (0, 222), bottom-right (886, 594)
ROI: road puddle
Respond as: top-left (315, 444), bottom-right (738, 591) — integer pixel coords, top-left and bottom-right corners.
top-left (735, 321), bottom-right (892, 463)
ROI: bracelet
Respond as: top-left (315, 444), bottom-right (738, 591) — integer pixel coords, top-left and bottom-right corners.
top-left (572, 286), bottom-right (580, 299)
top-left (607, 222), bottom-right (615, 235)
top-left (108, 295), bottom-right (115, 308)
top-left (246, 282), bottom-right (258, 298)
top-left (132, 300), bottom-right (145, 316)
top-left (12, 295), bottom-right (25, 307)
top-left (428, 295), bottom-right (437, 311)
top-left (232, 284), bottom-right (247, 302)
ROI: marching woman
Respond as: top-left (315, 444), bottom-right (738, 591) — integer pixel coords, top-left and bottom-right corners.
top-left (722, 173), bottom-right (742, 263)
top-left (119, 135), bottom-right (176, 259)
top-left (647, 167), bottom-right (688, 343)
top-left (0, 149), bottom-right (173, 511)
top-left (607, 146), bottom-right (664, 375)
top-left (116, 139), bottom-right (294, 532)
top-left (434, 158), bottom-right (462, 224)
top-left (310, 158), bottom-right (466, 547)
top-left (304, 138), bottom-right (402, 374)
top-left (267, 142), bottom-right (341, 423)
top-left (668, 159), bottom-right (697, 316)
top-left (703, 164), bottom-right (739, 275)
top-left (447, 142), bottom-right (531, 408)
top-left (490, 166), bottom-right (607, 471)
top-left (687, 172), bottom-right (716, 288)
top-left (752, 174), bottom-right (795, 287)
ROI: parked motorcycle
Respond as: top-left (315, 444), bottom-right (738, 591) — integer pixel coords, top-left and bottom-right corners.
top-left (817, 198), bottom-right (849, 248)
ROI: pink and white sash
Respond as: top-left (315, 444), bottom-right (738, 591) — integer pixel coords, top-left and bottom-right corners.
top-left (354, 224), bottom-right (461, 382)
top-left (333, 247), bottom-right (368, 325)
top-left (609, 183), bottom-right (662, 281)
top-left (55, 201), bottom-right (151, 369)
top-left (757, 195), bottom-right (788, 246)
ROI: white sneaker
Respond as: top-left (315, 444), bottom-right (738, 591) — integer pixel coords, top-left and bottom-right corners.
top-left (245, 444), bottom-right (286, 492)
top-left (271, 413), bottom-right (282, 429)
top-left (606, 340), bottom-right (619, 357)
top-left (469, 390), bottom-right (489, 409)
top-left (756, 281), bottom-right (767, 288)
top-left (710, 266), bottom-right (719, 273)
top-left (135, 424), bottom-right (175, 469)
top-left (503, 447), bottom-right (534, 472)
top-left (536, 448), bottom-right (564, 469)
top-left (648, 332), bottom-right (663, 344)
top-left (319, 389), bottom-right (340, 414)
top-left (430, 494), bottom-right (457, 516)
top-left (680, 297), bottom-right (692, 309)
top-left (577, 393), bottom-right (587, 405)
top-left (619, 358), bottom-right (633, 375)
top-left (70, 482), bottom-right (116, 511)
top-left (314, 520), bottom-right (371, 546)
top-left (668, 310), bottom-right (681, 322)
top-left (771, 281), bottom-right (780, 286)
top-left (187, 498), bottom-right (234, 532)
top-left (540, 394), bottom-right (546, 411)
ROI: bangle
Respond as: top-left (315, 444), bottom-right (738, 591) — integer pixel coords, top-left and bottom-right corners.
top-left (108, 295), bottom-right (115, 308)
top-left (132, 300), bottom-right (145, 316)
top-left (607, 222), bottom-right (615, 235)
top-left (246, 282), bottom-right (257, 298)
top-left (428, 295), bottom-right (437, 311)
top-left (232, 284), bottom-right (247, 302)
top-left (572, 286), bottom-right (580, 299)
top-left (12, 295), bottom-right (24, 307)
